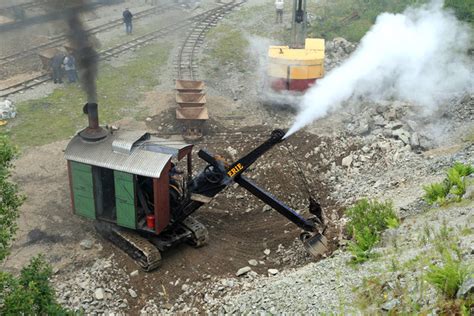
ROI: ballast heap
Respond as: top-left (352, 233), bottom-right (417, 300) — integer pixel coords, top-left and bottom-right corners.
top-left (65, 102), bottom-right (328, 270)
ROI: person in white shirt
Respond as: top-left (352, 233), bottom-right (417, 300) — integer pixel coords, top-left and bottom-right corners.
top-left (275, 0), bottom-right (284, 23)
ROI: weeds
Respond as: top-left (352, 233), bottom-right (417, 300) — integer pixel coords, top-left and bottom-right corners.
top-left (425, 250), bottom-right (469, 299)
top-left (423, 181), bottom-right (451, 205)
top-left (423, 162), bottom-right (474, 206)
top-left (426, 225), bottom-right (472, 308)
top-left (345, 199), bottom-right (398, 263)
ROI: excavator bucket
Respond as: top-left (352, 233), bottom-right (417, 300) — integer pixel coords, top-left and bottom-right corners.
top-left (300, 197), bottom-right (328, 257)
top-left (300, 231), bottom-right (328, 258)
top-left (308, 197), bottom-right (323, 224)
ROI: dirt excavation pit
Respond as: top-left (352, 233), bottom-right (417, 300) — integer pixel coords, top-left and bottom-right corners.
top-left (101, 124), bottom-right (349, 310)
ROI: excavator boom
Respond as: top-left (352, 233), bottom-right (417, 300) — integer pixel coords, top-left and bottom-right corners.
top-left (186, 129), bottom-right (328, 258)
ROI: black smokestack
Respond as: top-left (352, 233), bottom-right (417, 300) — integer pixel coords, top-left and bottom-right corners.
top-left (65, 2), bottom-right (98, 103)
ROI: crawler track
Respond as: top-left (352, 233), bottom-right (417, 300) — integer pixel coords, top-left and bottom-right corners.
top-left (0, 1), bottom-right (246, 98)
top-left (0, 4), bottom-right (177, 67)
top-left (176, 0), bottom-right (245, 80)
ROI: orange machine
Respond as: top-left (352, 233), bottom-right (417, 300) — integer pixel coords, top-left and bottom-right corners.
top-left (265, 0), bottom-right (325, 95)
top-left (267, 38), bottom-right (324, 92)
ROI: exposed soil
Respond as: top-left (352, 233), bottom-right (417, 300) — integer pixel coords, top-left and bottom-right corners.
top-left (99, 126), bottom-right (344, 312)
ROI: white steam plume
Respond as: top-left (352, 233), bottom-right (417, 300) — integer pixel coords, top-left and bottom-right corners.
top-left (285, 0), bottom-right (473, 137)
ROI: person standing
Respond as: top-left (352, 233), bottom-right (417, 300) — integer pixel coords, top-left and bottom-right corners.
top-left (275, 0), bottom-right (284, 24)
top-left (50, 53), bottom-right (64, 84)
top-left (63, 54), bottom-right (78, 83)
top-left (123, 8), bottom-right (133, 35)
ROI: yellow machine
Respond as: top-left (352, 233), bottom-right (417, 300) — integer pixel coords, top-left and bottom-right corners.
top-left (266, 0), bottom-right (325, 93)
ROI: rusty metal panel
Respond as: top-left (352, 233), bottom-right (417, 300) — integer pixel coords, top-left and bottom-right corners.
top-left (176, 93), bottom-right (206, 107)
top-left (176, 107), bottom-right (209, 120)
top-left (175, 79), bottom-right (204, 93)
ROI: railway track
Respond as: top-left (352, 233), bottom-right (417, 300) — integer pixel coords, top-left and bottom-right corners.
top-left (0, 1), bottom-right (39, 12)
top-left (0, 1), bottom-right (246, 98)
top-left (176, 1), bottom-right (244, 80)
top-left (0, 1), bottom-right (110, 33)
top-left (0, 3), bottom-right (176, 67)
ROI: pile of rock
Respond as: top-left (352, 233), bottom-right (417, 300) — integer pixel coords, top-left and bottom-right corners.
top-left (325, 37), bottom-right (356, 70)
top-left (343, 100), bottom-right (436, 151)
top-left (52, 256), bottom-right (133, 314)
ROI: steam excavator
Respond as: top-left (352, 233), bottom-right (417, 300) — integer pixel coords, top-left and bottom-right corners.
top-left (66, 103), bottom-right (327, 270)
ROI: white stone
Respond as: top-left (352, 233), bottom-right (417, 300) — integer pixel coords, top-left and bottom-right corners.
top-left (341, 155), bottom-right (353, 167)
top-left (268, 269), bottom-right (279, 275)
top-left (236, 266), bottom-right (251, 276)
top-left (94, 288), bottom-right (105, 300)
top-left (80, 239), bottom-right (93, 250)
top-left (248, 259), bottom-right (258, 266)
top-left (130, 270), bottom-right (139, 277)
top-left (128, 288), bottom-right (137, 298)
top-left (263, 249), bottom-right (271, 256)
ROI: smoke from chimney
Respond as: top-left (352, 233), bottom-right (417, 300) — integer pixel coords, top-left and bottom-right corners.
top-left (285, 0), bottom-right (473, 138)
top-left (65, 1), bottom-right (98, 103)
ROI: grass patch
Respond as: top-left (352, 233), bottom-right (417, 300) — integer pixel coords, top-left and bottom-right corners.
top-left (345, 199), bottom-right (398, 263)
top-left (225, 2), bottom-right (286, 40)
top-left (423, 162), bottom-right (474, 206)
top-left (355, 222), bottom-right (473, 313)
top-left (309, 0), bottom-right (424, 42)
top-left (309, 0), bottom-right (473, 42)
top-left (2, 43), bottom-right (171, 147)
top-left (205, 24), bottom-right (250, 72)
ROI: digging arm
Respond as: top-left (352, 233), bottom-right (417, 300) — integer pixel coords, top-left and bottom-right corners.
top-left (180, 129), bottom-right (318, 232)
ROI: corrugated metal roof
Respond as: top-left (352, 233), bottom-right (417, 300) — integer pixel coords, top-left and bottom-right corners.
top-left (112, 130), bottom-right (150, 154)
top-left (142, 138), bottom-right (192, 158)
top-left (64, 130), bottom-right (190, 178)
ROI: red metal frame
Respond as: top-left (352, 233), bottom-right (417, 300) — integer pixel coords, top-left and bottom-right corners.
top-left (153, 160), bottom-right (171, 234)
top-left (270, 77), bottom-right (316, 92)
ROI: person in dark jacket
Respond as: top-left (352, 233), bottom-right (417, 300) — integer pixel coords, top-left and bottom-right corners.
top-left (123, 8), bottom-right (133, 35)
top-left (63, 54), bottom-right (78, 83)
top-left (50, 53), bottom-right (64, 84)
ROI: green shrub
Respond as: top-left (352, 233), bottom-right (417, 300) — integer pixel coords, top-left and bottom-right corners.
top-left (423, 162), bottom-right (474, 206)
top-left (0, 134), bottom-right (16, 177)
top-left (347, 227), bottom-right (380, 263)
top-left (346, 199), bottom-right (398, 263)
top-left (451, 162), bottom-right (474, 177)
top-left (0, 135), bottom-right (67, 314)
top-left (447, 168), bottom-right (466, 199)
top-left (423, 181), bottom-right (451, 205)
top-left (0, 135), bottom-right (23, 262)
top-left (425, 251), bottom-right (470, 299)
top-left (0, 256), bottom-right (69, 315)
